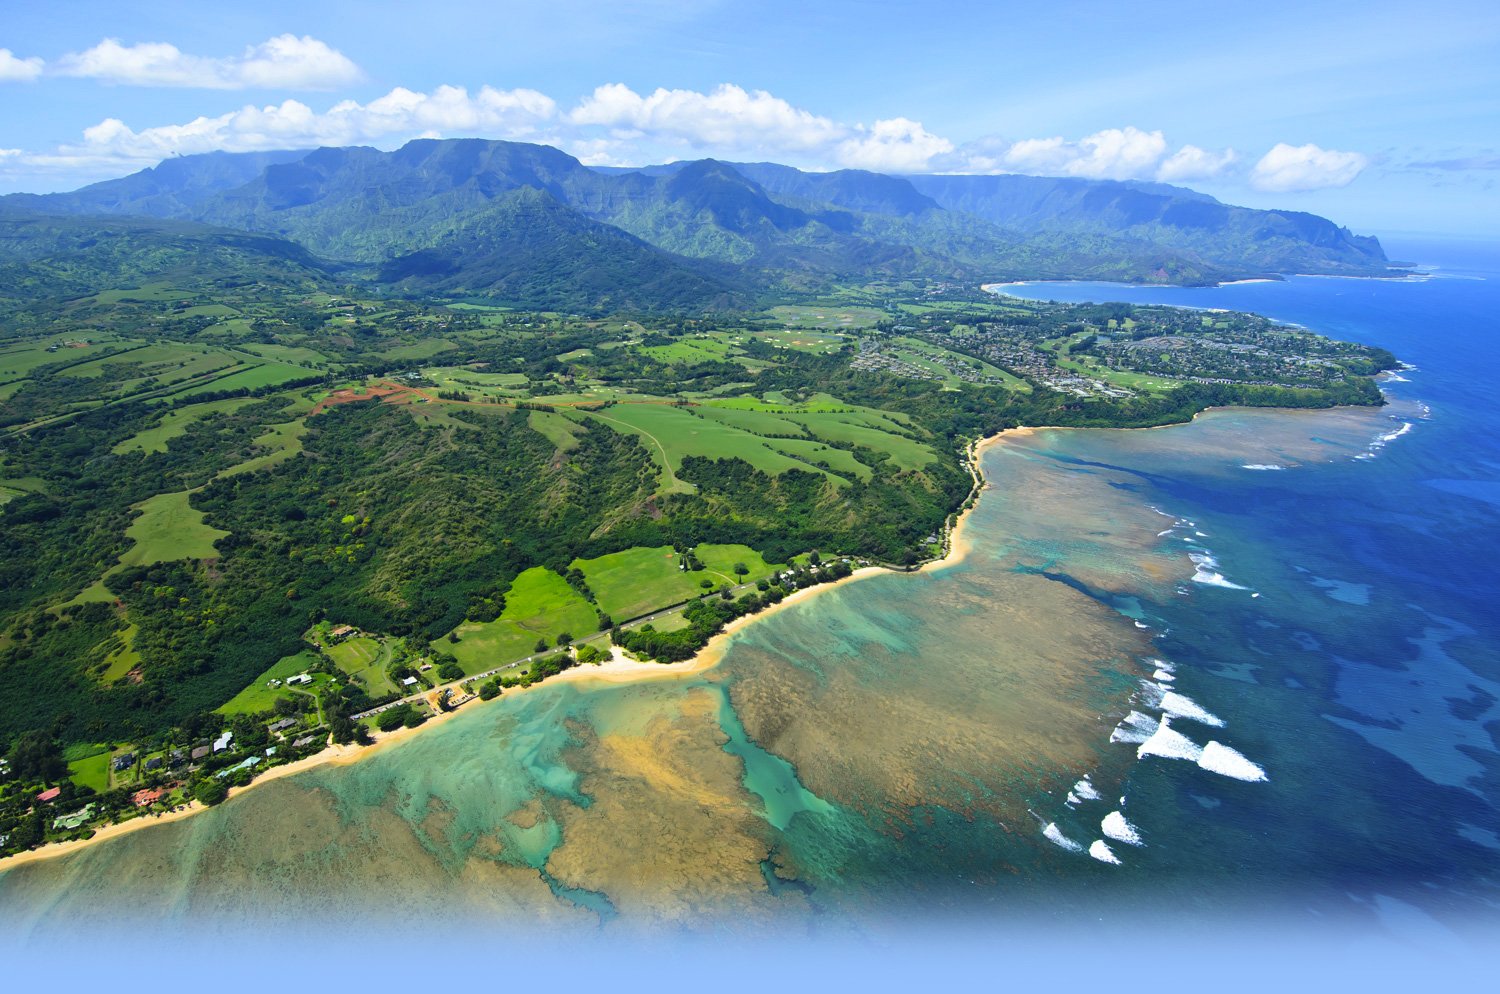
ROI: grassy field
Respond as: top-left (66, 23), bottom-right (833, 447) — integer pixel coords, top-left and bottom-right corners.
top-left (447, 567), bottom-right (599, 671)
top-left (584, 404), bottom-right (846, 492)
top-left (325, 636), bottom-right (403, 697)
top-left (762, 437), bottom-right (873, 481)
top-left (571, 546), bottom-right (703, 621)
top-left (379, 339), bottom-right (458, 360)
top-left (692, 543), bottom-right (782, 585)
top-left (0, 339), bottom-right (123, 381)
top-left (111, 397), bottom-right (259, 455)
top-left (753, 329), bottom-right (848, 353)
top-left (67, 751), bottom-right (112, 793)
top-left (768, 305), bottom-right (886, 329)
top-left (119, 490), bottom-right (229, 567)
top-left (170, 360), bottom-right (312, 400)
top-left (785, 413), bottom-right (936, 471)
top-left (99, 622), bottom-right (141, 682)
top-left (528, 409), bottom-right (584, 451)
top-left (217, 418), bottom-right (308, 476)
top-left (218, 649), bottom-right (326, 716)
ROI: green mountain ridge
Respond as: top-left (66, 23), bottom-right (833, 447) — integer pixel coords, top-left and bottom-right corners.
top-left (0, 138), bottom-right (1397, 311)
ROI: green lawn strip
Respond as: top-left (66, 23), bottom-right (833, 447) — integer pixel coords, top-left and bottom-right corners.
top-left (585, 404), bottom-right (841, 489)
top-left (67, 752), bottom-right (111, 793)
top-left (692, 404), bottom-right (811, 437)
top-left (168, 360), bottom-right (313, 400)
top-left (118, 490), bottom-right (229, 567)
top-left (785, 413), bottom-right (936, 471)
top-left (571, 546), bottom-right (704, 622)
top-left (111, 397), bottom-right (259, 455)
top-left (99, 622), bottom-right (141, 682)
top-left (217, 649), bottom-right (327, 716)
top-left (447, 567), bottom-right (599, 670)
top-left (216, 418), bottom-right (310, 476)
top-left (692, 543), bottom-right (783, 585)
top-left (527, 409), bottom-right (584, 452)
top-left (379, 339), bottom-right (458, 360)
top-left (326, 636), bottom-right (401, 697)
top-left (762, 437), bottom-right (873, 481)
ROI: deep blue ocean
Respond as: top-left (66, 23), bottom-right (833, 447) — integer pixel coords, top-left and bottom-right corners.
top-left (994, 238), bottom-right (1500, 933)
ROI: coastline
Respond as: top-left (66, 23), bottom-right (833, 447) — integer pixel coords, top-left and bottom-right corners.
top-left (0, 426), bottom-right (1024, 872)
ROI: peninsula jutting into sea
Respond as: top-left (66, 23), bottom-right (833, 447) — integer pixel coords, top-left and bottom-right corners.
top-left (3, 7), bottom-right (1499, 978)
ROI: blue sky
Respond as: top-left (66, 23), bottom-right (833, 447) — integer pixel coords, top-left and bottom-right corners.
top-left (2, 0), bottom-right (1497, 236)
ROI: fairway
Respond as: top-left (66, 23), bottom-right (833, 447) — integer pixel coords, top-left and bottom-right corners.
top-left (218, 649), bottom-right (326, 716)
top-left (692, 543), bottom-right (783, 585)
top-left (119, 490), bottom-right (229, 566)
top-left (67, 752), bottom-right (111, 793)
top-left (572, 545), bottom-right (704, 621)
top-left (111, 397), bottom-right (258, 455)
top-left (584, 404), bottom-right (847, 492)
top-left (326, 636), bottom-right (402, 697)
top-left (447, 567), bottom-right (598, 670)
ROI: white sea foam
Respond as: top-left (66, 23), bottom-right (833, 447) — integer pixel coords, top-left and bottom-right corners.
top-left (1241, 464), bottom-right (1285, 471)
top-left (1159, 691), bottom-right (1225, 727)
top-left (1134, 620), bottom-right (1149, 629)
top-left (1138, 715), bottom-right (1205, 762)
top-left (1137, 681), bottom-right (1168, 708)
top-left (1190, 551), bottom-right (1250, 590)
top-left (1198, 741), bottom-right (1269, 781)
top-left (1088, 840), bottom-right (1122, 864)
top-left (1110, 710), bottom-right (1159, 744)
top-left (1072, 777), bottom-right (1102, 801)
top-left (1377, 422), bottom-right (1414, 444)
top-left (1043, 822), bottom-right (1083, 852)
top-left (1153, 668), bottom-right (1175, 682)
top-left (1102, 810), bottom-right (1144, 846)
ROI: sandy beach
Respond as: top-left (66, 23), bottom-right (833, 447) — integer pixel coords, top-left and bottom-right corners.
top-left (1, 425), bottom-right (1024, 872)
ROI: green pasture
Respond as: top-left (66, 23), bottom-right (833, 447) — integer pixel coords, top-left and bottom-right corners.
top-left (692, 543), bottom-right (782, 585)
top-left (218, 418), bottom-right (309, 476)
top-left (447, 567), bottom-right (598, 670)
top-left (571, 546), bottom-right (703, 622)
top-left (218, 649), bottom-right (327, 716)
top-left (528, 409), bottom-right (584, 452)
top-left (67, 752), bottom-right (112, 793)
top-left (768, 305), bottom-right (886, 329)
top-left (170, 360), bottom-right (311, 400)
top-left (119, 490), bottom-right (228, 567)
top-left (0, 339), bottom-right (122, 381)
top-left (111, 397), bottom-right (259, 455)
top-left (785, 413), bottom-right (935, 471)
top-left (325, 636), bottom-right (402, 697)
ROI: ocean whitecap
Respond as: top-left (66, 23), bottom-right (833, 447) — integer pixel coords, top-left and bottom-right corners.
top-left (1102, 811), bottom-right (1144, 846)
top-left (1159, 691), bottom-right (1226, 727)
top-left (1198, 741), bottom-right (1268, 782)
top-left (1088, 840), bottom-right (1122, 864)
top-left (1138, 715), bottom-right (1205, 762)
top-left (1043, 822), bottom-right (1083, 852)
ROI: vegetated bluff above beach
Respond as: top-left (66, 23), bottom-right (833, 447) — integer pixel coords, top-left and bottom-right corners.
top-left (0, 139), bottom-right (1394, 312)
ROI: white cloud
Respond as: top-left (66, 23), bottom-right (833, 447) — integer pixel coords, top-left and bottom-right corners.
top-left (1250, 143), bottom-right (1368, 192)
top-left (1156, 144), bottom-right (1238, 183)
top-left (0, 48), bottom-right (45, 82)
top-left (569, 83), bottom-right (846, 155)
top-left (55, 35), bottom-right (362, 90)
top-left (60, 85), bottom-right (556, 165)
top-left (999, 127), bottom-right (1169, 180)
top-left (836, 118), bottom-right (953, 172)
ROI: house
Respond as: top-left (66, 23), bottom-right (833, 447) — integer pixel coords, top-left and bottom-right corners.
top-left (145, 756), bottom-right (163, 771)
top-left (401, 676), bottom-right (419, 687)
top-left (285, 673), bottom-right (313, 686)
top-left (329, 625), bottom-right (357, 642)
top-left (53, 804), bottom-right (94, 830)
top-left (214, 756), bottom-right (262, 779)
top-left (111, 753), bottom-right (136, 772)
top-left (292, 735), bottom-right (318, 748)
top-left (212, 731), bottom-right (234, 753)
top-left (268, 718), bottom-right (298, 733)
top-left (190, 745), bottom-right (211, 761)
top-left (35, 786), bottom-right (62, 804)
top-left (169, 749), bottom-right (187, 767)
top-left (131, 787), bottom-right (168, 808)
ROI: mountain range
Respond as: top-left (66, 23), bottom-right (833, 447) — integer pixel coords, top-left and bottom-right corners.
top-left (0, 138), bottom-right (1395, 311)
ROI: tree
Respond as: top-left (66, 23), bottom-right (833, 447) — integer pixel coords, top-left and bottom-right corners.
top-left (478, 680), bottom-right (501, 701)
top-left (5, 729), bottom-right (65, 781)
top-left (436, 661), bottom-right (464, 681)
top-left (194, 779), bottom-right (229, 806)
top-left (534, 639), bottom-right (548, 653)
top-left (556, 632), bottom-right (572, 646)
top-left (733, 562), bottom-right (748, 578)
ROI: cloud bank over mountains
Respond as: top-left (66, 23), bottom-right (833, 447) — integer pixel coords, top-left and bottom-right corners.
top-left (0, 36), bottom-right (1370, 196)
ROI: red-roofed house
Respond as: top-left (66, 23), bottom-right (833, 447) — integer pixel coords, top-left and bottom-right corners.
top-left (131, 787), bottom-right (168, 808)
top-left (35, 786), bottom-right (61, 803)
